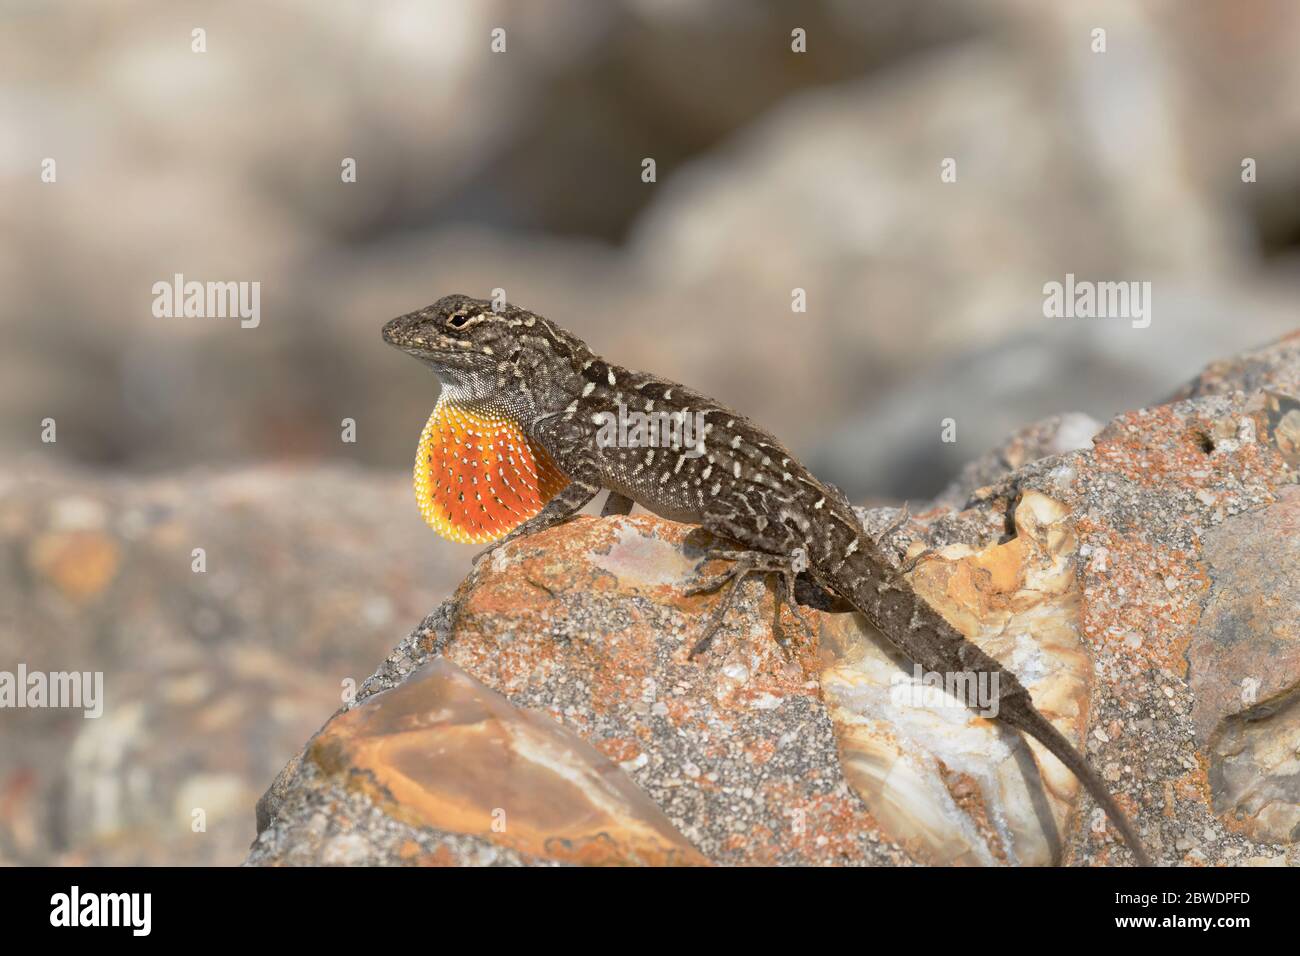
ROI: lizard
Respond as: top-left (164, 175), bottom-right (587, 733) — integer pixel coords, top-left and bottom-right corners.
top-left (381, 292), bottom-right (1153, 866)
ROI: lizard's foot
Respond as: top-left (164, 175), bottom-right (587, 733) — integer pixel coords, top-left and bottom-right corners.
top-left (878, 501), bottom-right (912, 542)
top-left (770, 565), bottom-right (815, 650)
top-left (685, 547), bottom-right (816, 658)
top-left (898, 546), bottom-right (936, 575)
top-left (875, 502), bottom-right (937, 575)
top-left (471, 542), bottom-right (502, 565)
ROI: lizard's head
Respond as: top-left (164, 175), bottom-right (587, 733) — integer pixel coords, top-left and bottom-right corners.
top-left (382, 293), bottom-right (587, 413)
top-left (383, 294), bottom-right (577, 544)
top-left (382, 294), bottom-right (520, 399)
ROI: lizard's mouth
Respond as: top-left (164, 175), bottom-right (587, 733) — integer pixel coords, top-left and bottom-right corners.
top-left (383, 323), bottom-right (490, 392)
top-left (389, 340), bottom-right (473, 367)
top-left (382, 312), bottom-right (501, 400)
top-left (382, 318), bottom-right (459, 359)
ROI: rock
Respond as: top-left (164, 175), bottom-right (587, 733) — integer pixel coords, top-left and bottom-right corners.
top-left (822, 491), bottom-right (1094, 865)
top-left (935, 412), bottom-right (1103, 508)
top-left (252, 332), bottom-right (1300, 866)
top-left (304, 657), bottom-right (705, 865)
top-left (1192, 484), bottom-right (1300, 844)
top-left (253, 517), bottom-right (897, 866)
top-left (0, 464), bottom-right (465, 865)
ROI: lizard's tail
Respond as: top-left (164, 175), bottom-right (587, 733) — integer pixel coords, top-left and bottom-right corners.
top-left (828, 533), bottom-right (1154, 866)
top-left (998, 694), bottom-right (1154, 866)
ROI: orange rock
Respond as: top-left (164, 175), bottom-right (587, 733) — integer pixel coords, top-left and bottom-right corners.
top-left (309, 657), bottom-right (707, 866)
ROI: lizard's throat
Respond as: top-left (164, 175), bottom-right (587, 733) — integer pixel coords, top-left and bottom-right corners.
top-left (411, 395), bottom-right (569, 545)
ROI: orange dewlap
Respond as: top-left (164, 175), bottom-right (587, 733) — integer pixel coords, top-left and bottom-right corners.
top-left (413, 397), bottom-right (569, 545)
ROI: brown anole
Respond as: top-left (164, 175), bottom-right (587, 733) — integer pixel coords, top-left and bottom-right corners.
top-left (382, 293), bottom-right (1153, 866)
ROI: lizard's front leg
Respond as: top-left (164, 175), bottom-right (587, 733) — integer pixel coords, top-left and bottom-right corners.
top-left (685, 545), bottom-right (814, 657)
top-left (472, 477), bottom-right (601, 563)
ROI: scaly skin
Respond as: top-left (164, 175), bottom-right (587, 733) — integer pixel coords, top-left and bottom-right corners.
top-left (382, 293), bottom-right (1153, 866)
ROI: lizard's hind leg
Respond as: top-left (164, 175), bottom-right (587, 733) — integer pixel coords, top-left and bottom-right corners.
top-left (772, 565), bottom-right (815, 650)
top-left (685, 547), bottom-right (816, 658)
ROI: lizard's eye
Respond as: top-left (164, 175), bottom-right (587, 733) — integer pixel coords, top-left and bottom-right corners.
top-left (446, 313), bottom-right (471, 329)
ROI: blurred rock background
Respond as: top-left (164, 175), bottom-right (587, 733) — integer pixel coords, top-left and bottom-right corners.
top-left (1, 0), bottom-right (1298, 864)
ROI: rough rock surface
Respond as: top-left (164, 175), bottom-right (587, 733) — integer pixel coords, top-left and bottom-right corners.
top-left (0, 464), bottom-right (465, 865)
top-left (250, 334), bottom-right (1300, 867)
